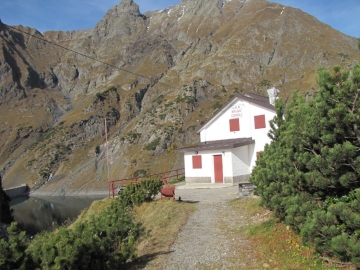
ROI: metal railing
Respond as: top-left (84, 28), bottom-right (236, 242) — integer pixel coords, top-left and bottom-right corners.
top-left (107, 168), bottom-right (185, 198)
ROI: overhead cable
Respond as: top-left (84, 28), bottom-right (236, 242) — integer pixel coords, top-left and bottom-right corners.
top-left (2, 23), bottom-right (174, 88)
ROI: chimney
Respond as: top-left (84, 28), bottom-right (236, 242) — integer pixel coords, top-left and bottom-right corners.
top-left (267, 87), bottom-right (280, 106)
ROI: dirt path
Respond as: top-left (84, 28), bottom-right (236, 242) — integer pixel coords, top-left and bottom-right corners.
top-left (158, 185), bottom-right (259, 269)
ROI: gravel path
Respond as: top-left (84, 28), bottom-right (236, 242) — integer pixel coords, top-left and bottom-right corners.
top-left (161, 185), bottom-right (257, 269)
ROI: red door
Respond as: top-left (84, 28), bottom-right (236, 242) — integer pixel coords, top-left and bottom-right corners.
top-left (214, 155), bottom-right (223, 183)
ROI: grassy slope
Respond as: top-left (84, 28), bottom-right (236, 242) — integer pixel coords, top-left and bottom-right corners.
top-left (74, 196), bottom-right (354, 269)
top-left (230, 198), bottom-right (339, 270)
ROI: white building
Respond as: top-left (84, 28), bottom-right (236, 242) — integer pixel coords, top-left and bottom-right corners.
top-left (177, 89), bottom-right (279, 185)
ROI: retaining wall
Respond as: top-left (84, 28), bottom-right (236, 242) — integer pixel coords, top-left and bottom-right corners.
top-left (4, 184), bottom-right (28, 198)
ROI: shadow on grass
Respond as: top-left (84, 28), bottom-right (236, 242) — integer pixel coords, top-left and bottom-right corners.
top-left (157, 197), bottom-right (200, 204)
top-left (178, 199), bottom-right (200, 204)
top-left (125, 250), bottom-right (174, 269)
top-left (176, 195), bottom-right (200, 204)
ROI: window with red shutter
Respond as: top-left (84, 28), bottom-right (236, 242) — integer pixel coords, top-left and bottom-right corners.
top-left (254, 115), bottom-right (266, 129)
top-left (192, 155), bottom-right (202, 169)
top-left (229, 118), bottom-right (240, 132)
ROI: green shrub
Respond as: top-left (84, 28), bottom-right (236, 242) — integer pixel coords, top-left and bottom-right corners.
top-left (118, 178), bottom-right (163, 206)
top-left (95, 92), bottom-right (105, 101)
top-left (144, 138), bottom-right (160, 151)
top-left (38, 170), bottom-right (48, 178)
top-left (212, 102), bottom-right (222, 110)
top-left (251, 63), bottom-right (360, 266)
top-left (0, 223), bottom-right (30, 269)
top-left (26, 199), bottom-right (140, 269)
top-left (0, 180), bottom-right (164, 269)
top-left (0, 175), bottom-right (163, 269)
top-left (134, 169), bottom-right (147, 178)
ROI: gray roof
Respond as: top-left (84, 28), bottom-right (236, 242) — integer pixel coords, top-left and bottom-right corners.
top-left (176, 137), bottom-right (255, 153)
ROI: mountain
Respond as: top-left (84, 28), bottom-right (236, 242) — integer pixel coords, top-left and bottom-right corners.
top-left (0, 0), bottom-right (359, 195)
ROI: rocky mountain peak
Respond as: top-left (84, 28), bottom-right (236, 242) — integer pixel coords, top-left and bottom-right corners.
top-left (92, 0), bottom-right (145, 39)
top-left (118, 0), bottom-right (140, 13)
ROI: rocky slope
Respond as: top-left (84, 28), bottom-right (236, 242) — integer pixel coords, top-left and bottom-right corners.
top-left (0, 0), bottom-right (359, 195)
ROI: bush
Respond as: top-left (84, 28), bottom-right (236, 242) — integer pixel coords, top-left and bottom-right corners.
top-left (251, 63), bottom-right (360, 266)
top-left (134, 169), bottom-right (147, 178)
top-left (0, 179), bottom-right (163, 269)
top-left (212, 101), bottom-right (222, 110)
top-left (26, 199), bottom-right (140, 269)
top-left (118, 178), bottom-right (163, 206)
top-left (144, 138), bottom-right (160, 151)
top-left (0, 223), bottom-right (30, 269)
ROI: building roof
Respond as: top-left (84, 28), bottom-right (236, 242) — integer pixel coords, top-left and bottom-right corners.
top-left (176, 137), bottom-right (255, 153)
top-left (197, 92), bottom-right (275, 133)
top-left (243, 92), bottom-right (271, 105)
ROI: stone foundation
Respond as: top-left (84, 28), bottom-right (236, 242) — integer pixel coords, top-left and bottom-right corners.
top-left (224, 174), bottom-right (250, 184)
top-left (185, 177), bottom-right (212, 184)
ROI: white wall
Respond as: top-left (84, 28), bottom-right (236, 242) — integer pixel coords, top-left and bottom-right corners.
top-left (249, 104), bottom-right (274, 169)
top-left (185, 98), bottom-right (275, 183)
top-left (200, 99), bottom-right (275, 145)
top-left (184, 150), bottom-right (233, 183)
top-left (232, 146), bottom-right (251, 176)
top-left (200, 99), bottom-right (251, 142)
top-left (200, 98), bottom-right (275, 171)
top-left (184, 145), bottom-right (254, 183)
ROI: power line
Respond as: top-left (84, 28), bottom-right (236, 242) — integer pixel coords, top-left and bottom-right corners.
top-left (2, 22), bottom-right (175, 88)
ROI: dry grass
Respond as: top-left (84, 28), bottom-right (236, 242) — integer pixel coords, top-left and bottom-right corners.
top-left (247, 220), bottom-right (326, 269)
top-left (129, 199), bottom-right (197, 269)
top-left (71, 197), bottom-right (112, 226)
top-left (228, 197), bottom-right (355, 270)
top-left (69, 196), bottom-right (196, 269)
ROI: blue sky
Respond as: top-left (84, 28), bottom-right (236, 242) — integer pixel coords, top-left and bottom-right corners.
top-left (0, 0), bottom-right (359, 37)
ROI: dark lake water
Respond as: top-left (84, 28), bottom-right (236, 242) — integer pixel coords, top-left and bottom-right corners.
top-left (10, 196), bottom-right (105, 235)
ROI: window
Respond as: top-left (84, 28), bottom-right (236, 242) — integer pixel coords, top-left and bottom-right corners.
top-left (192, 155), bottom-right (202, 169)
top-left (254, 115), bottom-right (266, 129)
top-left (229, 118), bottom-right (240, 132)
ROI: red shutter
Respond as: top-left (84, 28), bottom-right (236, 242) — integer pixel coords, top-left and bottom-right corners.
top-left (192, 155), bottom-right (202, 169)
top-left (229, 118), bottom-right (240, 132)
top-left (254, 115), bottom-right (266, 129)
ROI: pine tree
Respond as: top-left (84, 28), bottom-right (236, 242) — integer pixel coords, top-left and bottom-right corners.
top-left (251, 63), bottom-right (360, 266)
top-left (0, 176), bottom-right (13, 224)
top-left (0, 222), bottom-right (30, 269)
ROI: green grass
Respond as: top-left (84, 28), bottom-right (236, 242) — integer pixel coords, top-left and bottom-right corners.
top-left (128, 200), bottom-right (197, 269)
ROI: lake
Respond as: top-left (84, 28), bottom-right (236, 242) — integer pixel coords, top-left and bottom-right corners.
top-left (10, 196), bottom-right (106, 235)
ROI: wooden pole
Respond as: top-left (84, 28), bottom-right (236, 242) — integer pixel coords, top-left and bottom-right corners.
top-left (105, 118), bottom-right (110, 182)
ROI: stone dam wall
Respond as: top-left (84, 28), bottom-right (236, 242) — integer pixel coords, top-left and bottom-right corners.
top-left (4, 184), bottom-right (28, 198)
